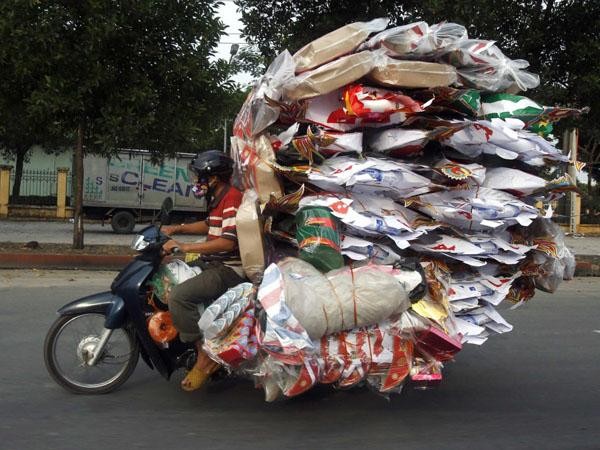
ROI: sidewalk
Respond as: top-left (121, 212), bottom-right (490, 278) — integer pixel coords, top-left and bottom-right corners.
top-left (0, 219), bottom-right (599, 274)
top-left (564, 235), bottom-right (600, 276)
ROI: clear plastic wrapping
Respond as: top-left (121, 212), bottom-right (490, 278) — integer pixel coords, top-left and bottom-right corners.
top-left (369, 56), bottom-right (457, 88)
top-left (202, 302), bottom-right (258, 368)
top-left (277, 257), bottom-right (412, 339)
top-left (523, 219), bottom-right (576, 292)
top-left (148, 259), bottom-right (202, 303)
top-left (230, 133), bottom-right (284, 203)
top-left (272, 123), bottom-right (363, 165)
top-left (367, 127), bottom-right (430, 157)
top-left (442, 40), bottom-right (540, 92)
top-left (253, 308), bottom-right (462, 401)
top-left (198, 282), bottom-right (254, 338)
top-left (362, 21), bottom-right (467, 59)
top-left (293, 18), bottom-right (389, 73)
top-left (286, 51), bottom-right (381, 101)
top-left (233, 50), bottom-right (297, 138)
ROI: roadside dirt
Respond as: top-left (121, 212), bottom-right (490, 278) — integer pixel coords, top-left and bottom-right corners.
top-left (0, 242), bottom-right (135, 256)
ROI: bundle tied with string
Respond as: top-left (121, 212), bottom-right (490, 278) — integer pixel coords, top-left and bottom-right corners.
top-left (278, 257), bottom-right (411, 339)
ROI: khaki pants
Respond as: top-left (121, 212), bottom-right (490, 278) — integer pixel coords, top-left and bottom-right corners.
top-left (170, 261), bottom-right (245, 343)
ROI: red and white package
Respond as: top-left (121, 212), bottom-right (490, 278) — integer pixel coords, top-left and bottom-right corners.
top-left (203, 306), bottom-right (258, 368)
top-left (303, 85), bottom-right (429, 132)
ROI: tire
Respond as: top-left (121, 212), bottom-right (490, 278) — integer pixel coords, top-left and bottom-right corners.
top-left (44, 313), bottom-right (140, 394)
top-left (111, 210), bottom-right (136, 234)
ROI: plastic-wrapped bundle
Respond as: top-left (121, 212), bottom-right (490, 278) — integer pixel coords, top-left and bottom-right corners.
top-left (236, 189), bottom-right (267, 283)
top-left (273, 123), bottom-right (363, 164)
top-left (522, 218), bottom-right (577, 292)
top-left (412, 87), bottom-right (481, 117)
top-left (286, 51), bottom-right (381, 101)
top-left (439, 118), bottom-right (569, 166)
top-left (480, 93), bottom-right (589, 136)
top-left (148, 260), bottom-right (202, 303)
top-left (307, 156), bottom-right (439, 200)
top-left (368, 56), bottom-right (457, 88)
top-left (414, 187), bottom-right (540, 231)
top-left (203, 305), bottom-right (258, 368)
top-left (361, 21), bottom-right (468, 59)
top-left (233, 50), bottom-right (296, 138)
top-left (300, 194), bottom-right (439, 249)
top-left (410, 232), bottom-right (534, 267)
top-left (198, 282), bottom-right (254, 338)
top-left (254, 310), bottom-right (461, 400)
top-left (367, 128), bottom-right (431, 157)
top-left (230, 134), bottom-right (284, 203)
top-left (441, 39), bottom-right (540, 92)
top-left (303, 88), bottom-right (425, 132)
top-left (482, 167), bottom-right (575, 197)
top-left (259, 258), bottom-right (414, 339)
top-left (447, 269), bottom-right (522, 312)
top-left (341, 84), bottom-right (426, 120)
top-left (340, 234), bottom-right (405, 265)
top-left (293, 18), bottom-right (389, 73)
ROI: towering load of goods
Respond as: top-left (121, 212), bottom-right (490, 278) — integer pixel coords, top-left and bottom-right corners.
top-left (210, 18), bottom-right (587, 401)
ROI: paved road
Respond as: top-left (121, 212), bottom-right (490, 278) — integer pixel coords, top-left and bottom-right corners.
top-left (1, 270), bottom-right (599, 450)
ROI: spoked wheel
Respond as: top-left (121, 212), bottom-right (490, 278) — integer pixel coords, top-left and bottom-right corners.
top-left (44, 313), bottom-right (139, 394)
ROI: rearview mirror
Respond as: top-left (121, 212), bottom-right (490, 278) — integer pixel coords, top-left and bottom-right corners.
top-left (159, 197), bottom-right (174, 225)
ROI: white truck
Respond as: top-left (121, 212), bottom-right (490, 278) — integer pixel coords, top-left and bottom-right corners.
top-left (83, 149), bottom-right (207, 233)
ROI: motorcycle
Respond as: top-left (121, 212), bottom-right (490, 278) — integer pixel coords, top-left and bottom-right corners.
top-left (44, 198), bottom-right (197, 394)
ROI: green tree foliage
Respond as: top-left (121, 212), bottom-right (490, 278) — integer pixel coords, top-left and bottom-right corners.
top-left (0, 0), bottom-right (237, 247)
top-left (0, 0), bottom-right (231, 155)
top-left (235, 0), bottom-right (599, 166)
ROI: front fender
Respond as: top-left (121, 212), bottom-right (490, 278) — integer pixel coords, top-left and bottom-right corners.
top-left (57, 291), bottom-right (127, 329)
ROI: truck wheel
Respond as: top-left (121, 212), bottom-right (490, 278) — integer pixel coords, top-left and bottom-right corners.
top-left (111, 210), bottom-right (136, 234)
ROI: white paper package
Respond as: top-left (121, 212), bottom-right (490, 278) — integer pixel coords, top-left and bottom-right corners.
top-left (307, 155), bottom-right (440, 200)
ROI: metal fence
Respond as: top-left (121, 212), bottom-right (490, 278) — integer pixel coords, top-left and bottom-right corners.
top-left (9, 169), bottom-right (72, 205)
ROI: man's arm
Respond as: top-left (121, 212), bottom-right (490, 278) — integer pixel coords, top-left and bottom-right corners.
top-left (162, 236), bottom-right (235, 255)
top-left (180, 237), bottom-right (236, 255)
top-left (162, 220), bottom-right (208, 236)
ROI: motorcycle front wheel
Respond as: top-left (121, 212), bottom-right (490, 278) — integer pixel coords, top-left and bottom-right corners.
top-left (44, 313), bottom-right (140, 394)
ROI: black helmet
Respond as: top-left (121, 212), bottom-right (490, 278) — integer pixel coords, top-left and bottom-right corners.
top-left (188, 150), bottom-right (233, 179)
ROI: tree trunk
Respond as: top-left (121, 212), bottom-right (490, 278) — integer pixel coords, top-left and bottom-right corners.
top-left (73, 122), bottom-right (85, 249)
top-left (587, 142), bottom-right (594, 196)
top-left (11, 146), bottom-right (26, 200)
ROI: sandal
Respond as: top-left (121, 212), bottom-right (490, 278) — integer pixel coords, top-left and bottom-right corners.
top-left (181, 365), bottom-right (211, 392)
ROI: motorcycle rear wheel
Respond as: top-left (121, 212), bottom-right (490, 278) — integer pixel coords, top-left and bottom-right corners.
top-left (44, 313), bottom-right (139, 394)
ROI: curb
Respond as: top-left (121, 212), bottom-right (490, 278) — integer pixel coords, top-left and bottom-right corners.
top-left (0, 253), bottom-right (598, 276)
top-left (0, 253), bottom-right (133, 270)
top-left (574, 255), bottom-right (600, 277)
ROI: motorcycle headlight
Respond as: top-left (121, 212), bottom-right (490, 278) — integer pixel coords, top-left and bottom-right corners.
top-left (131, 234), bottom-right (150, 251)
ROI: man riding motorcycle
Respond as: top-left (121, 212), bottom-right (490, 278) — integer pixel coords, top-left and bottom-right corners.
top-left (162, 150), bottom-right (245, 391)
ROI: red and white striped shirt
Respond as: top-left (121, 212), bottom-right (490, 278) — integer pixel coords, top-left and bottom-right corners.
top-left (203, 185), bottom-right (243, 265)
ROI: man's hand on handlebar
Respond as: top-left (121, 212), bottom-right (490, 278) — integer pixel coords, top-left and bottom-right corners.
top-left (162, 239), bottom-right (183, 255)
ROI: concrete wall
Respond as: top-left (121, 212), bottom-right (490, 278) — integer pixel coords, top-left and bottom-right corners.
top-left (0, 146), bottom-right (72, 171)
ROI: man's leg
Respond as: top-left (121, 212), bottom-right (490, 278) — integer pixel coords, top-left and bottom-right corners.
top-left (169, 264), bottom-right (244, 391)
top-left (170, 264), bottom-right (244, 343)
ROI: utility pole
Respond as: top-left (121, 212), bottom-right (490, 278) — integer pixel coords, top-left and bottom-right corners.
top-left (567, 129), bottom-right (581, 234)
top-left (223, 44), bottom-right (240, 154)
top-left (223, 119), bottom-right (228, 153)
